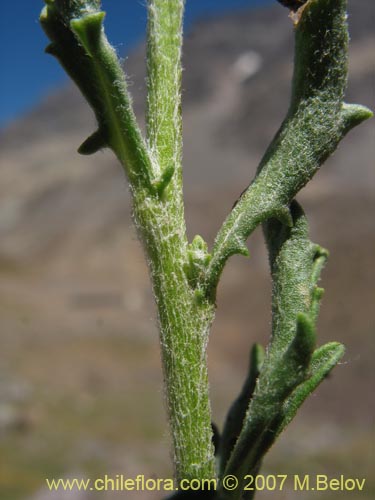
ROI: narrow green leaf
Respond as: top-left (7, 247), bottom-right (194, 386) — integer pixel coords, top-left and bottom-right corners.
top-left (220, 202), bottom-right (324, 497)
top-left (40, 0), bottom-right (155, 190)
top-left (203, 0), bottom-right (372, 301)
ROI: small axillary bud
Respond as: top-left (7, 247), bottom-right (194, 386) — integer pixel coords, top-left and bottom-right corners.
top-left (184, 235), bottom-right (211, 288)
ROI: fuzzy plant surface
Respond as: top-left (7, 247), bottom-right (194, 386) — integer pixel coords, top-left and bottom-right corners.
top-left (40, 0), bottom-right (371, 498)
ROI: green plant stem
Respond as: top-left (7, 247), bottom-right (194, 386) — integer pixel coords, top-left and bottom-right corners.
top-left (133, 197), bottom-right (216, 481)
top-left (146, 0), bottom-right (183, 181)
top-left (140, 0), bottom-right (216, 480)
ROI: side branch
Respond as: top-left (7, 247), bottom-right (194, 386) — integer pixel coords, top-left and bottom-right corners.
top-left (203, 0), bottom-right (372, 300)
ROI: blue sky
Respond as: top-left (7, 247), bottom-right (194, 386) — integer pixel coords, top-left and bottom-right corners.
top-left (0, 0), bottom-right (272, 127)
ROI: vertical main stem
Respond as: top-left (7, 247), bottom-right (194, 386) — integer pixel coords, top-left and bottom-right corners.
top-left (143, 0), bottom-right (216, 480)
top-left (134, 193), bottom-right (216, 480)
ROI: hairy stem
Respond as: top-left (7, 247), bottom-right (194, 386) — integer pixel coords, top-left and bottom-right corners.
top-left (134, 197), bottom-right (216, 480)
top-left (146, 0), bottom-right (184, 181)
top-left (140, 0), bottom-right (216, 480)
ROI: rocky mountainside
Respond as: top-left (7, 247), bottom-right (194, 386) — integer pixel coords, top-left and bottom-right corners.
top-left (0, 2), bottom-right (373, 499)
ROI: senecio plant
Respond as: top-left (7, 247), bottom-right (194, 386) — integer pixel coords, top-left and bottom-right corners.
top-left (40, 0), bottom-right (371, 498)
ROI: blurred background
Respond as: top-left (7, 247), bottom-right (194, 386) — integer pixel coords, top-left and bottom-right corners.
top-left (0, 0), bottom-right (373, 498)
